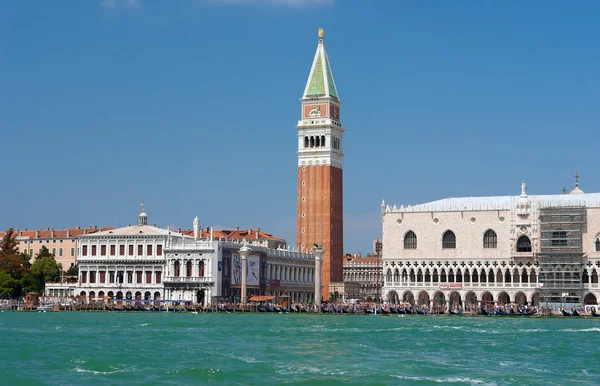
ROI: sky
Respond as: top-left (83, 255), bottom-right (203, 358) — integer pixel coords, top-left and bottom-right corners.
top-left (1, 1), bottom-right (599, 254)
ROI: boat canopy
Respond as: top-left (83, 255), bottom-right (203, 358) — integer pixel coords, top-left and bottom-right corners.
top-left (249, 296), bottom-right (275, 301)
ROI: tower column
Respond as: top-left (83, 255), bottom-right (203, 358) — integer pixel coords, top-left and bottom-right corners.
top-left (239, 245), bottom-right (251, 306)
top-left (313, 246), bottom-right (324, 310)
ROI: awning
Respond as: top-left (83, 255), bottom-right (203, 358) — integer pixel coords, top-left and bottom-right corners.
top-left (249, 296), bottom-right (275, 301)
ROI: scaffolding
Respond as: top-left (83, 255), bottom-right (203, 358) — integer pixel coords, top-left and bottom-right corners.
top-left (538, 206), bottom-right (586, 305)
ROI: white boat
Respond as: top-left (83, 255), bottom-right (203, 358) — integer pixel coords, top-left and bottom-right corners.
top-left (37, 306), bottom-right (53, 312)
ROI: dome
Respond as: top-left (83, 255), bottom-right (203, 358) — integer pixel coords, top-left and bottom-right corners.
top-left (570, 186), bottom-right (584, 195)
top-left (139, 211), bottom-right (147, 217)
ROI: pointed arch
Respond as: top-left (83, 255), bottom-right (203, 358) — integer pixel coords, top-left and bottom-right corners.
top-left (516, 236), bottom-right (532, 252)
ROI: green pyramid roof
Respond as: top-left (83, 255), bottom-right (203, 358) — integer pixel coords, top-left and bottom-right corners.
top-left (303, 38), bottom-right (339, 100)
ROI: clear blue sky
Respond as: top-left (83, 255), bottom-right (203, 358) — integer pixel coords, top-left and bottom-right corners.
top-left (1, 0), bottom-right (599, 254)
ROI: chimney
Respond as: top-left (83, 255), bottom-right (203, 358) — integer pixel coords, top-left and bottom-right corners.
top-left (127, 224), bottom-right (131, 227)
top-left (77, 226), bottom-right (80, 230)
top-left (235, 226), bottom-right (239, 231)
top-left (256, 228), bottom-right (259, 239)
top-left (94, 225), bottom-right (97, 229)
top-left (152, 223), bottom-right (157, 227)
top-left (35, 230), bottom-right (39, 238)
top-left (51, 229), bottom-right (55, 238)
top-left (177, 228), bottom-right (181, 233)
top-left (66, 229), bottom-right (70, 237)
top-left (46, 227), bottom-right (50, 231)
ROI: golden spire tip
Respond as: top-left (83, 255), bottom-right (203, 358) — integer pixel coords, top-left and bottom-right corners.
top-left (318, 28), bottom-right (324, 39)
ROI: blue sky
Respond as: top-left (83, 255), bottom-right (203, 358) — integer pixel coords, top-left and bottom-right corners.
top-left (1, 1), bottom-right (599, 254)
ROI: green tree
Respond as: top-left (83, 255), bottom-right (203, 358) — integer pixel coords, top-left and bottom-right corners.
top-left (37, 246), bottom-right (53, 260)
top-left (0, 271), bottom-right (18, 297)
top-left (28, 256), bottom-right (62, 293)
top-left (65, 264), bottom-right (79, 283)
top-left (0, 228), bottom-right (20, 256)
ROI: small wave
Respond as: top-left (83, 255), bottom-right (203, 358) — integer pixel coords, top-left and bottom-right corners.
top-left (137, 323), bottom-right (150, 327)
top-left (526, 367), bottom-right (554, 374)
top-left (394, 375), bottom-right (493, 385)
top-left (560, 327), bottom-right (600, 333)
top-left (517, 329), bottom-right (548, 333)
top-left (74, 366), bottom-right (132, 375)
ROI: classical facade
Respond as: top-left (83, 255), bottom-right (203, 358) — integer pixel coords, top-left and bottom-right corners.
top-left (343, 255), bottom-right (383, 301)
top-left (164, 218), bottom-right (316, 305)
top-left (381, 181), bottom-right (600, 309)
top-left (296, 28), bottom-right (344, 299)
top-left (74, 208), bottom-right (188, 303)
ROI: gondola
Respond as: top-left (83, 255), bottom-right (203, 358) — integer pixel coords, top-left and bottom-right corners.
top-left (561, 309), bottom-right (572, 316)
top-left (405, 309), bottom-right (415, 314)
top-left (417, 309), bottom-right (429, 315)
top-left (449, 310), bottom-right (462, 315)
top-left (382, 308), bottom-right (391, 314)
top-left (591, 310), bottom-right (600, 317)
top-left (572, 309), bottom-right (580, 317)
top-left (496, 309), bottom-right (509, 316)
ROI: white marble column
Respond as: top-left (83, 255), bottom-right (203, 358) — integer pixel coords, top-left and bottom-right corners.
top-left (239, 245), bottom-right (251, 305)
top-left (313, 247), bottom-right (324, 309)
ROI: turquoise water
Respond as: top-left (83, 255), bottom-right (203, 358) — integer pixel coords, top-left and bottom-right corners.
top-left (1, 312), bottom-right (599, 385)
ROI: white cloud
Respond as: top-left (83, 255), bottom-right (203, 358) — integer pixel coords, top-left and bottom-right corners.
top-left (100, 0), bottom-right (141, 9)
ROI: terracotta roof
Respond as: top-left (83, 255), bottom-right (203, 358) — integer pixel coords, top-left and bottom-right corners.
top-left (344, 256), bottom-right (382, 265)
top-left (176, 228), bottom-right (285, 242)
top-left (1, 226), bottom-right (115, 239)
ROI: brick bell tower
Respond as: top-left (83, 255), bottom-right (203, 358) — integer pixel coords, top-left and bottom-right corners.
top-left (297, 28), bottom-right (344, 301)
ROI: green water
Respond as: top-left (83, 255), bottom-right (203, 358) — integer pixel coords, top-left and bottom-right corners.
top-left (1, 312), bottom-right (599, 385)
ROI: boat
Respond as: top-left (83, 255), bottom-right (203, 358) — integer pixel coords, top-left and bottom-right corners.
top-left (572, 309), bottom-right (580, 317)
top-left (449, 310), bottom-right (463, 315)
top-left (37, 305), bottom-right (53, 312)
top-left (561, 309), bottom-right (572, 317)
top-left (591, 310), bottom-right (600, 317)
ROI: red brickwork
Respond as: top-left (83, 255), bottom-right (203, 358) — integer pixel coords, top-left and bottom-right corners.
top-left (297, 165), bottom-right (343, 300)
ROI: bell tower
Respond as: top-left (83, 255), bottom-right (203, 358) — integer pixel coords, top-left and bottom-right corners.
top-left (297, 28), bottom-right (344, 300)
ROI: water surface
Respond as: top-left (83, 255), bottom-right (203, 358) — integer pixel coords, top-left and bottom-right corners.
top-left (1, 312), bottom-right (598, 385)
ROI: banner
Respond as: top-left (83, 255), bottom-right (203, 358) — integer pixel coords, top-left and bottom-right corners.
top-left (439, 282), bottom-right (462, 289)
top-left (270, 279), bottom-right (280, 287)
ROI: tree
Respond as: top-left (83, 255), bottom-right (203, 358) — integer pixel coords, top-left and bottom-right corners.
top-left (65, 264), bottom-right (79, 283)
top-left (37, 246), bottom-right (53, 260)
top-left (29, 256), bottom-right (62, 293)
top-left (0, 228), bottom-right (19, 256)
top-left (0, 271), bottom-right (18, 297)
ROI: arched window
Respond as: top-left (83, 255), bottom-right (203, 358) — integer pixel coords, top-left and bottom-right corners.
top-left (199, 261), bottom-right (205, 277)
top-left (321, 135), bottom-right (326, 147)
top-left (404, 231), bottom-right (417, 249)
top-left (516, 236), bottom-right (532, 252)
top-left (596, 237), bottom-right (600, 252)
top-left (310, 136), bottom-right (315, 147)
top-left (304, 136), bottom-right (309, 148)
top-left (442, 231), bottom-right (456, 249)
top-left (186, 261), bottom-right (192, 277)
top-left (315, 136), bottom-right (320, 147)
top-left (483, 229), bottom-right (497, 249)
top-left (551, 230), bottom-right (567, 247)
top-left (174, 261), bottom-right (180, 276)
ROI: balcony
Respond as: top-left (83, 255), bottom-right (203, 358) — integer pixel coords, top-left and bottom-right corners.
top-left (163, 276), bottom-right (213, 283)
top-left (77, 282), bottom-right (163, 288)
top-left (386, 282), bottom-right (541, 290)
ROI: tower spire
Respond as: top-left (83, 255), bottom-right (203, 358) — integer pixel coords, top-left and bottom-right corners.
top-left (303, 27), bottom-right (339, 100)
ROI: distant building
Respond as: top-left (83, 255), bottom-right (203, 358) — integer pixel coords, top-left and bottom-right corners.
top-left (165, 236), bottom-right (315, 305)
top-left (381, 179), bottom-right (600, 309)
top-left (0, 226), bottom-right (113, 270)
top-left (343, 253), bottom-right (383, 301)
top-left (73, 208), bottom-right (187, 303)
top-left (45, 210), bottom-right (316, 305)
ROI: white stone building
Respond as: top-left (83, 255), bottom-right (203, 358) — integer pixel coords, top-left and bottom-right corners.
top-left (74, 208), bottom-right (189, 303)
top-left (381, 181), bottom-right (600, 310)
top-left (164, 218), bottom-right (316, 305)
top-left (342, 255), bottom-right (383, 301)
